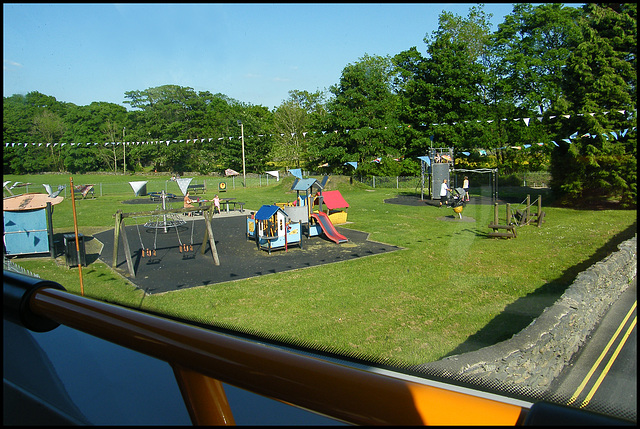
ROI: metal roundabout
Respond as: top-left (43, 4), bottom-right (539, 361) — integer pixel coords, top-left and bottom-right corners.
top-left (143, 190), bottom-right (186, 232)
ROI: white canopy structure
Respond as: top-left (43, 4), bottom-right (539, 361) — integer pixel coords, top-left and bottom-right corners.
top-left (129, 181), bottom-right (148, 197)
top-left (266, 170), bottom-right (280, 181)
top-left (175, 177), bottom-right (193, 196)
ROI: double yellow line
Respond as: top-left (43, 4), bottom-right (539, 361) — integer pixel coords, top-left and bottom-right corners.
top-left (568, 300), bottom-right (637, 408)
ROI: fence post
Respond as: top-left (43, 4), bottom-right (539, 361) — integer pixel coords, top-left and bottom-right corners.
top-left (373, 176), bottom-right (376, 188)
top-left (537, 195), bottom-right (544, 228)
top-left (506, 203), bottom-right (511, 225)
top-left (494, 202), bottom-right (499, 226)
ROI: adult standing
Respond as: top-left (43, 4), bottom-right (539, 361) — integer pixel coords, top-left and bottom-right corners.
top-left (462, 176), bottom-right (470, 202)
top-left (184, 191), bottom-right (194, 216)
top-left (439, 179), bottom-right (450, 208)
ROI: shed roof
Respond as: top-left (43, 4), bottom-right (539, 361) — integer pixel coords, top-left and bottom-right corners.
top-left (322, 190), bottom-right (349, 209)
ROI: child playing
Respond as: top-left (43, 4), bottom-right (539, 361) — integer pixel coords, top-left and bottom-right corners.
top-left (213, 194), bottom-right (221, 214)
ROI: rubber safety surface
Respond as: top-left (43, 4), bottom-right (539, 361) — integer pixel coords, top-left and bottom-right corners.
top-left (94, 215), bottom-right (401, 294)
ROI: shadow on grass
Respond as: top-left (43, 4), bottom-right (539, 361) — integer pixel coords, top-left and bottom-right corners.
top-left (442, 220), bottom-right (637, 358)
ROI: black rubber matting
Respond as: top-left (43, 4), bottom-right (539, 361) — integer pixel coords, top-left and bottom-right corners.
top-left (94, 215), bottom-right (401, 295)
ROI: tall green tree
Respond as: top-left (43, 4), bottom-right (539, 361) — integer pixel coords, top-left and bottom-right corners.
top-left (32, 109), bottom-right (66, 171)
top-left (318, 54), bottom-right (401, 172)
top-left (490, 3), bottom-right (582, 115)
top-left (550, 3), bottom-right (637, 207)
top-left (270, 90), bottom-right (326, 169)
top-left (394, 5), bottom-right (496, 162)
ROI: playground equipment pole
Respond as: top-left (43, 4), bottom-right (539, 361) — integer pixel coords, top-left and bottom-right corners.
top-left (69, 177), bottom-right (85, 296)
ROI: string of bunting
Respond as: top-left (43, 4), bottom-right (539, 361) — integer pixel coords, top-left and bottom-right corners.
top-left (5, 109), bottom-right (635, 159)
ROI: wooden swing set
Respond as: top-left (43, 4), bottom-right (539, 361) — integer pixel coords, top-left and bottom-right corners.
top-left (112, 204), bottom-right (220, 278)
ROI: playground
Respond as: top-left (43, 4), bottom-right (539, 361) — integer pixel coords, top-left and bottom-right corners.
top-left (4, 172), bottom-right (636, 370)
top-left (93, 211), bottom-right (401, 295)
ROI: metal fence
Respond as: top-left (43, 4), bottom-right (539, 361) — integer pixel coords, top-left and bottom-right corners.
top-left (353, 176), bottom-right (422, 190)
top-left (5, 171), bottom-right (551, 198)
top-left (6, 174), bottom-right (287, 198)
top-left (3, 256), bottom-right (40, 278)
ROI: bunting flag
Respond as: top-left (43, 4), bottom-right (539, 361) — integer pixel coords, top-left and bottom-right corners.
top-left (289, 168), bottom-right (303, 179)
top-left (344, 161), bottom-right (358, 169)
top-left (417, 156), bottom-right (430, 166)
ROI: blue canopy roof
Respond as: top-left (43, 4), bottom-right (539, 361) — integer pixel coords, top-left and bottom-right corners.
top-left (291, 178), bottom-right (319, 191)
top-left (254, 204), bottom-right (286, 221)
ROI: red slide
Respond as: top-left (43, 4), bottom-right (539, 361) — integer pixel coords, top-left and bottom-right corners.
top-left (311, 212), bottom-right (348, 244)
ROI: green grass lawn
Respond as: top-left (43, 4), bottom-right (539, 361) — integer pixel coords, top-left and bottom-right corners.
top-left (5, 173), bottom-right (637, 366)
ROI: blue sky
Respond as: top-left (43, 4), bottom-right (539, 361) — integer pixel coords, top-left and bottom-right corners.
top-left (4, 3), bottom-right (517, 110)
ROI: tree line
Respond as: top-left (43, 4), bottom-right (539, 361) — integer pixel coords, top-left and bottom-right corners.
top-left (3, 4), bottom-right (636, 206)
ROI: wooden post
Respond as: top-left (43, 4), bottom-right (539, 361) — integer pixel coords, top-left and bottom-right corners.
top-left (120, 215), bottom-right (135, 278)
top-left (201, 209), bottom-right (220, 265)
top-left (537, 195), bottom-right (544, 228)
top-left (113, 210), bottom-right (121, 268)
top-left (69, 178), bottom-right (85, 296)
top-left (506, 203), bottom-right (511, 225)
top-left (46, 202), bottom-right (55, 258)
top-left (526, 195), bottom-right (530, 224)
top-left (538, 195), bottom-right (542, 216)
top-left (494, 202), bottom-right (499, 226)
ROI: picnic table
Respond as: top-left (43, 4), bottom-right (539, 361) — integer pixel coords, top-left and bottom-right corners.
top-left (220, 197), bottom-right (236, 212)
top-left (149, 192), bottom-right (177, 202)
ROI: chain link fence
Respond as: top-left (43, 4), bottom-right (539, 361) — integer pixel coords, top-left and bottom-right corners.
top-left (6, 174), bottom-right (286, 198)
top-left (5, 171), bottom-right (551, 197)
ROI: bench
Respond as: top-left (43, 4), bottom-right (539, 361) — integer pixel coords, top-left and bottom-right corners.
top-left (488, 224), bottom-right (517, 238)
top-left (187, 183), bottom-right (206, 194)
top-left (231, 201), bottom-right (245, 212)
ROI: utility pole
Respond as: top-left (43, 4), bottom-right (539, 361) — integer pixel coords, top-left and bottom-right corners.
top-left (123, 127), bottom-right (126, 175)
top-left (238, 120), bottom-right (246, 187)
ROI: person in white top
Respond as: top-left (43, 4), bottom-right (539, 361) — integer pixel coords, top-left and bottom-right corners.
top-left (462, 176), bottom-right (470, 202)
top-left (439, 179), bottom-right (450, 207)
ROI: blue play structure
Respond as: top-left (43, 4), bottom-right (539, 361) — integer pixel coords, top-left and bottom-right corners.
top-left (246, 205), bottom-right (302, 254)
top-left (289, 177), bottom-right (323, 238)
top-left (3, 208), bottom-right (52, 255)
